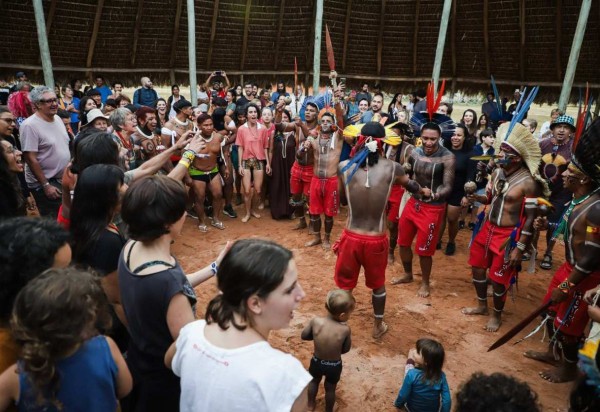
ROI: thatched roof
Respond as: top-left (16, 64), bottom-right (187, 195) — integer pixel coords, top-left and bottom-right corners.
top-left (0, 0), bottom-right (598, 101)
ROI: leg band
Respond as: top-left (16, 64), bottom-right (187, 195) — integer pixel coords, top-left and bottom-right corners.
top-left (472, 277), bottom-right (488, 284)
top-left (372, 292), bottom-right (387, 298)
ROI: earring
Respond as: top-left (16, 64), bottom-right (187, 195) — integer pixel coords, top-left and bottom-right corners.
top-left (580, 180), bottom-right (585, 184)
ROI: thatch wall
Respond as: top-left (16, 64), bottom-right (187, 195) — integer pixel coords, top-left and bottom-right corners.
top-left (0, 0), bottom-right (598, 101)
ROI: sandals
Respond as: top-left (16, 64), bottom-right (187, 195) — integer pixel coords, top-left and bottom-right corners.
top-left (540, 254), bottom-right (552, 270)
top-left (211, 221), bottom-right (225, 230)
top-left (198, 224), bottom-right (208, 233)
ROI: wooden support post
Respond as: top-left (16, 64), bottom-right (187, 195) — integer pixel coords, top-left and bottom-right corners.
top-left (376, 0), bottom-right (386, 76)
top-left (32, 0), bottom-right (54, 88)
top-left (86, 0), bottom-right (105, 70)
top-left (45, 0), bottom-right (58, 34)
top-left (169, 69), bottom-right (176, 85)
top-left (412, 0), bottom-right (421, 79)
top-left (305, 0), bottom-right (317, 91)
top-left (483, 0), bottom-right (490, 77)
top-left (558, 0), bottom-right (592, 111)
top-left (240, 0), bottom-right (252, 71)
top-left (206, 0), bottom-right (220, 69)
top-left (432, 0), bottom-right (452, 91)
top-left (169, 0), bottom-right (183, 82)
top-left (312, 0), bottom-right (323, 93)
top-left (187, 0), bottom-right (197, 104)
top-left (519, 0), bottom-right (526, 81)
top-left (273, 0), bottom-right (286, 70)
top-left (555, 0), bottom-right (562, 81)
top-left (450, 0), bottom-right (456, 95)
top-left (342, 0), bottom-right (352, 72)
top-left (131, 0), bottom-right (144, 66)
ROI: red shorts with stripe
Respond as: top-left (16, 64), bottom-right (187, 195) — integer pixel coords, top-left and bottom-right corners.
top-left (290, 162), bottom-right (313, 197)
top-left (333, 229), bottom-right (388, 290)
top-left (397, 197), bottom-right (445, 257)
top-left (308, 176), bottom-right (339, 217)
top-left (542, 261), bottom-right (600, 338)
top-left (387, 184), bottom-right (405, 223)
top-left (468, 220), bottom-right (517, 288)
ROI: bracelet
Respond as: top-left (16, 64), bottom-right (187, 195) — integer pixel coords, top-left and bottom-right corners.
top-left (42, 182), bottom-right (50, 187)
top-left (210, 261), bottom-right (218, 276)
top-left (182, 149), bottom-right (196, 161)
top-left (178, 159), bottom-right (192, 169)
top-left (520, 230), bottom-right (533, 236)
top-left (516, 241), bottom-right (527, 252)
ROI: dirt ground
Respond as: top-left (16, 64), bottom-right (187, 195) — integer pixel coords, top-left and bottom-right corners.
top-left (173, 204), bottom-right (572, 412)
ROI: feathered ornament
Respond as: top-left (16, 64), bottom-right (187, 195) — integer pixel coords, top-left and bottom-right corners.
top-left (490, 75), bottom-right (503, 116)
top-left (573, 83), bottom-right (593, 151)
top-left (341, 123), bottom-right (386, 187)
top-left (409, 112), bottom-right (455, 141)
top-left (504, 86), bottom-right (539, 142)
top-left (343, 121), bottom-right (406, 147)
top-left (568, 117), bottom-right (600, 186)
top-left (426, 79), bottom-right (446, 121)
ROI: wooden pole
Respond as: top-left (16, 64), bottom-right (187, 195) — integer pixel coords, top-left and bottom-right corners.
top-left (131, 0), bottom-right (145, 66)
top-left (305, 1), bottom-right (317, 90)
top-left (169, 0), bottom-right (183, 83)
top-left (206, 0), bottom-right (220, 69)
top-left (312, 0), bottom-right (323, 93)
top-left (558, 0), bottom-right (592, 111)
top-left (32, 0), bottom-right (54, 88)
top-left (450, 0), bottom-right (456, 95)
top-left (483, 0), bottom-right (490, 77)
top-left (86, 0), bottom-right (105, 69)
top-left (519, 0), bottom-right (526, 81)
top-left (432, 0), bottom-right (452, 92)
top-left (555, 0), bottom-right (562, 81)
top-left (273, 0), bottom-right (286, 70)
top-left (376, 0), bottom-right (386, 76)
top-left (187, 0), bottom-right (197, 104)
top-left (45, 0), bottom-right (58, 34)
top-left (342, 0), bottom-right (352, 72)
top-left (412, 0), bottom-right (421, 79)
top-left (240, 0), bottom-right (252, 71)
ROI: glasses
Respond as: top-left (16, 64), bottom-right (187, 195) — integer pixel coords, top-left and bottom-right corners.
top-left (39, 98), bottom-right (58, 104)
top-left (3, 145), bottom-right (19, 154)
top-left (0, 118), bottom-right (16, 124)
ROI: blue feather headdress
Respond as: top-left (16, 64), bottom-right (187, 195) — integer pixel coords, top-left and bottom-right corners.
top-left (409, 112), bottom-right (455, 141)
top-left (503, 86), bottom-right (539, 142)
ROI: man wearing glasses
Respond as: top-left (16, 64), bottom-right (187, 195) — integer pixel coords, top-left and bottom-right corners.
top-left (19, 86), bottom-right (70, 217)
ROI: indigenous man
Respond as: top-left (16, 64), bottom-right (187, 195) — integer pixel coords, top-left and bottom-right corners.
top-left (300, 74), bottom-right (349, 249)
top-left (162, 99), bottom-right (194, 165)
top-left (391, 119), bottom-right (456, 298)
top-left (385, 123), bottom-right (415, 264)
top-left (336, 122), bottom-right (411, 339)
top-left (462, 122), bottom-right (545, 332)
top-left (131, 106), bottom-right (165, 169)
top-left (189, 114), bottom-right (229, 232)
top-left (288, 101), bottom-right (318, 230)
top-left (524, 118), bottom-right (600, 383)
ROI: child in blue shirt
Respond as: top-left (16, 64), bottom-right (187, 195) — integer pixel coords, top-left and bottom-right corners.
top-left (394, 338), bottom-right (451, 412)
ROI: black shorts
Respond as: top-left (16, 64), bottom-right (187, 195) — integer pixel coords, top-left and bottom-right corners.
top-left (309, 355), bottom-right (342, 384)
top-left (190, 166), bottom-right (220, 184)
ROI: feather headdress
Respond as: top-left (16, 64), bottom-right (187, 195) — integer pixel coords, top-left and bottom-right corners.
top-left (341, 122), bottom-right (386, 187)
top-left (573, 83), bottom-right (594, 150)
top-left (571, 117), bottom-right (600, 185)
top-left (343, 121), bottom-right (408, 147)
top-left (503, 86), bottom-right (539, 142)
top-left (409, 79), bottom-right (455, 140)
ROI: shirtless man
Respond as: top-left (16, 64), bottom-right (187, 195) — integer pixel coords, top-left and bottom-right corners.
top-left (463, 122), bottom-right (543, 332)
top-left (391, 123), bottom-right (455, 298)
top-left (523, 119), bottom-right (600, 383)
top-left (188, 114), bottom-right (229, 232)
top-left (336, 122), bottom-right (414, 338)
top-left (131, 106), bottom-right (166, 169)
top-left (288, 102), bottom-right (318, 230)
top-left (301, 289), bottom-right (354, 412)
top-left (162, 99), bottom-right (195, 165)
top-left (385, 123), bottom-right (414, 264)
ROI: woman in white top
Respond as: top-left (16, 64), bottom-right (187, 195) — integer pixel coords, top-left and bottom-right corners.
top-left (165, 239), bottom-right (311, 412)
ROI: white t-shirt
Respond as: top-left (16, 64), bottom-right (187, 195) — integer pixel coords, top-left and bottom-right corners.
top-left (172, 320), bottom-right (311, 412)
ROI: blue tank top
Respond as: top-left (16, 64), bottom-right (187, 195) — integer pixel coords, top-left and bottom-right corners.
top-left (18, 336), bottom-right (118, 412)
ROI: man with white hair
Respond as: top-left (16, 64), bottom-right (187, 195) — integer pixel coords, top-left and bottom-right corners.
top-left (133, 76), bottom-right (159, 108)
top-left (20, 86), bottom-right (70, 217)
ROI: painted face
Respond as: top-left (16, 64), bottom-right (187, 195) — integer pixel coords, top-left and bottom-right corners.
top-left (451, 127), bottom-right (465, 148)
top-left (261, 109), bottom-right (273, 124)
top-left (1, 140), bottom-right (23, 173)
top-left (85, 99), bottom-right (97, 111)
top-left (144, 113), bottom-right (157, 130)
top-left (320, 115), bottom-right (333, 133)
top-left (156, 101), bottom-right (167, 112)
top-left (199, 118), bottom-right (214, 137)
top-left (92, 118), bottom-right (108, 131)
top-left (38, 92), bottom-right (59, 116)
top-left (0, 112), bottom-right (16, 137)
top-left (462, 111), bottom-right (474, 125)
top-left (305, 105), bottom-right (318, 122)
top-left (421, 128), bottom-right (441, 156)
top-left (562, 164), bottom-right (585, 191)
top-left (358, 100), bottom-right (369, 112)
top-left (498, 143), bottom-right (521, 168)
top-left (371, 96), bottom-right (383, 112)
top-left (255, 259), bottom-right (305, 330)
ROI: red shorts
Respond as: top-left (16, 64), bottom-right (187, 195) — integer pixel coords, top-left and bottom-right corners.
top-left (387, 184), bottom-right (405, 223)
top-left (468, 220), bottom-right (517, 288)
top-left (542, 262), bottom-right (600, 338)
top-left (290, 162), bottom-right (313, 197)
top-left (308, 176), bottom-right (339, 217)
top-left (333, 229), bottom-right (388, 290)
top-left (56, 204), bottom-right (70, 230)
top-left (397, 197), bottom-right (445, 256)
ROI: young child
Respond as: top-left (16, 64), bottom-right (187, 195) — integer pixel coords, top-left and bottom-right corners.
top-left (0, 268), bottom-right (132, 411)
top-left (394, 338), bottom-right (451, 412)
top-left (301, 289), bottom-right (355, 412)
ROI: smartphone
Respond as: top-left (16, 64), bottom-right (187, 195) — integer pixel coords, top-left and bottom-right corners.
top-left (340, 77), bottom-right (346, 85)
top-left (215, 70), bottom-right (222, 77)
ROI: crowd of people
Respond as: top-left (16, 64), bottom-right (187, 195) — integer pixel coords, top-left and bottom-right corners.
top-left (0, 68), bottom-right (599, 412)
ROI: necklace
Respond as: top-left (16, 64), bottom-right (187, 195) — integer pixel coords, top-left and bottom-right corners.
top-left (173, 117), bottom-right (189, 127)
top-left (136, 126), bottom-right (153, 139)
top-left (553, 187), bottom-right (600, 244)
top-left (201, 133), bottom-right (214, 143)
top-left (115, 131), bottom-right (132, 150)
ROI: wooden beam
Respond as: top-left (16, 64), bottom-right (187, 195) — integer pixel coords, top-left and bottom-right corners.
top-left (432, 0), bottom-right (452, 91)
top-left (169, 0), bottom-right (183, 70)
top-left (273, 0), bottom-right (286, 70)
top-left (32, 0), bottom-right (54, 88)
top-left (412, 0), bottom-right (421, 78)
top-left (376, 0), bottom-right (386, 76)
top-left (341, 0), bottom-right (352, 72)
top-left (240, 0), bottom-right (252, 71)
top-left (86, 0), bottom-right (105, 69)
top-left (206, 0), bottom-right (220, 69)
top-left (519, 0), bottom-right (526, 81)
top-left (131, 0), bottom-right (145, 66)
top-left (450, 0), bottom-right (456, 92)
top-left (45, 0), bottom-right (58, 34)
top-left (555, 0), bottom-right (562, 81)
top-left (483, 0), bottom-right (490, 77)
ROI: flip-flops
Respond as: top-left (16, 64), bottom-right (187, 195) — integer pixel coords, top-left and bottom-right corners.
top-left (211, 221), bottom-right (225, 230)
top-left (198, 224), bottom-right (208, 233)
top-left (540, 254), bottom-right (552, 270)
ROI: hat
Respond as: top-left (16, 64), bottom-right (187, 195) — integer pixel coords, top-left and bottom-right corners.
top-left (550, 115), bottom-right (576, 131)
top-left (83, 109), bottom-right (109, 128)
top-left (173, 99), bottom-right (192, 112)
top-left (409, 80), bottom-right (455, 141)
top-left (16, 71), bottom-right (26, 78)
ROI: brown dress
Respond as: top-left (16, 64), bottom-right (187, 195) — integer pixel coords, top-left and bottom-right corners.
top-left (269, 131), bottom-right (296, 219)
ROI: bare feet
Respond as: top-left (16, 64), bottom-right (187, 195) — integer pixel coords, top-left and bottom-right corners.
top-left (523, 350), bottom-right (559, 366)
top-left (539, 363), bottom-right (578, 383)
top-left (390, 274), bottom-right (413, 285)
top-left (322, 239), bottom-right (331, 250)
top-left (292, 218), bottom-right (307, 230)
top-left (485, 315), bottom-right (502, 332)
top-left (305, 236), bottom-right (322, 247)
top-left (241, 215), bottom-right (250, 223)
top-left (388, 253), bottom-right (395, 264)
top-left (251, 210), bottom-right (261, 219)
top-left (487, 284), bottom-right (493, 297)
top-left (417, 283), bottom-right (430, 298)
top-left (461, 306), bottom-right (489, 316)
top-left (372, 321), bottom-right (389, 339)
